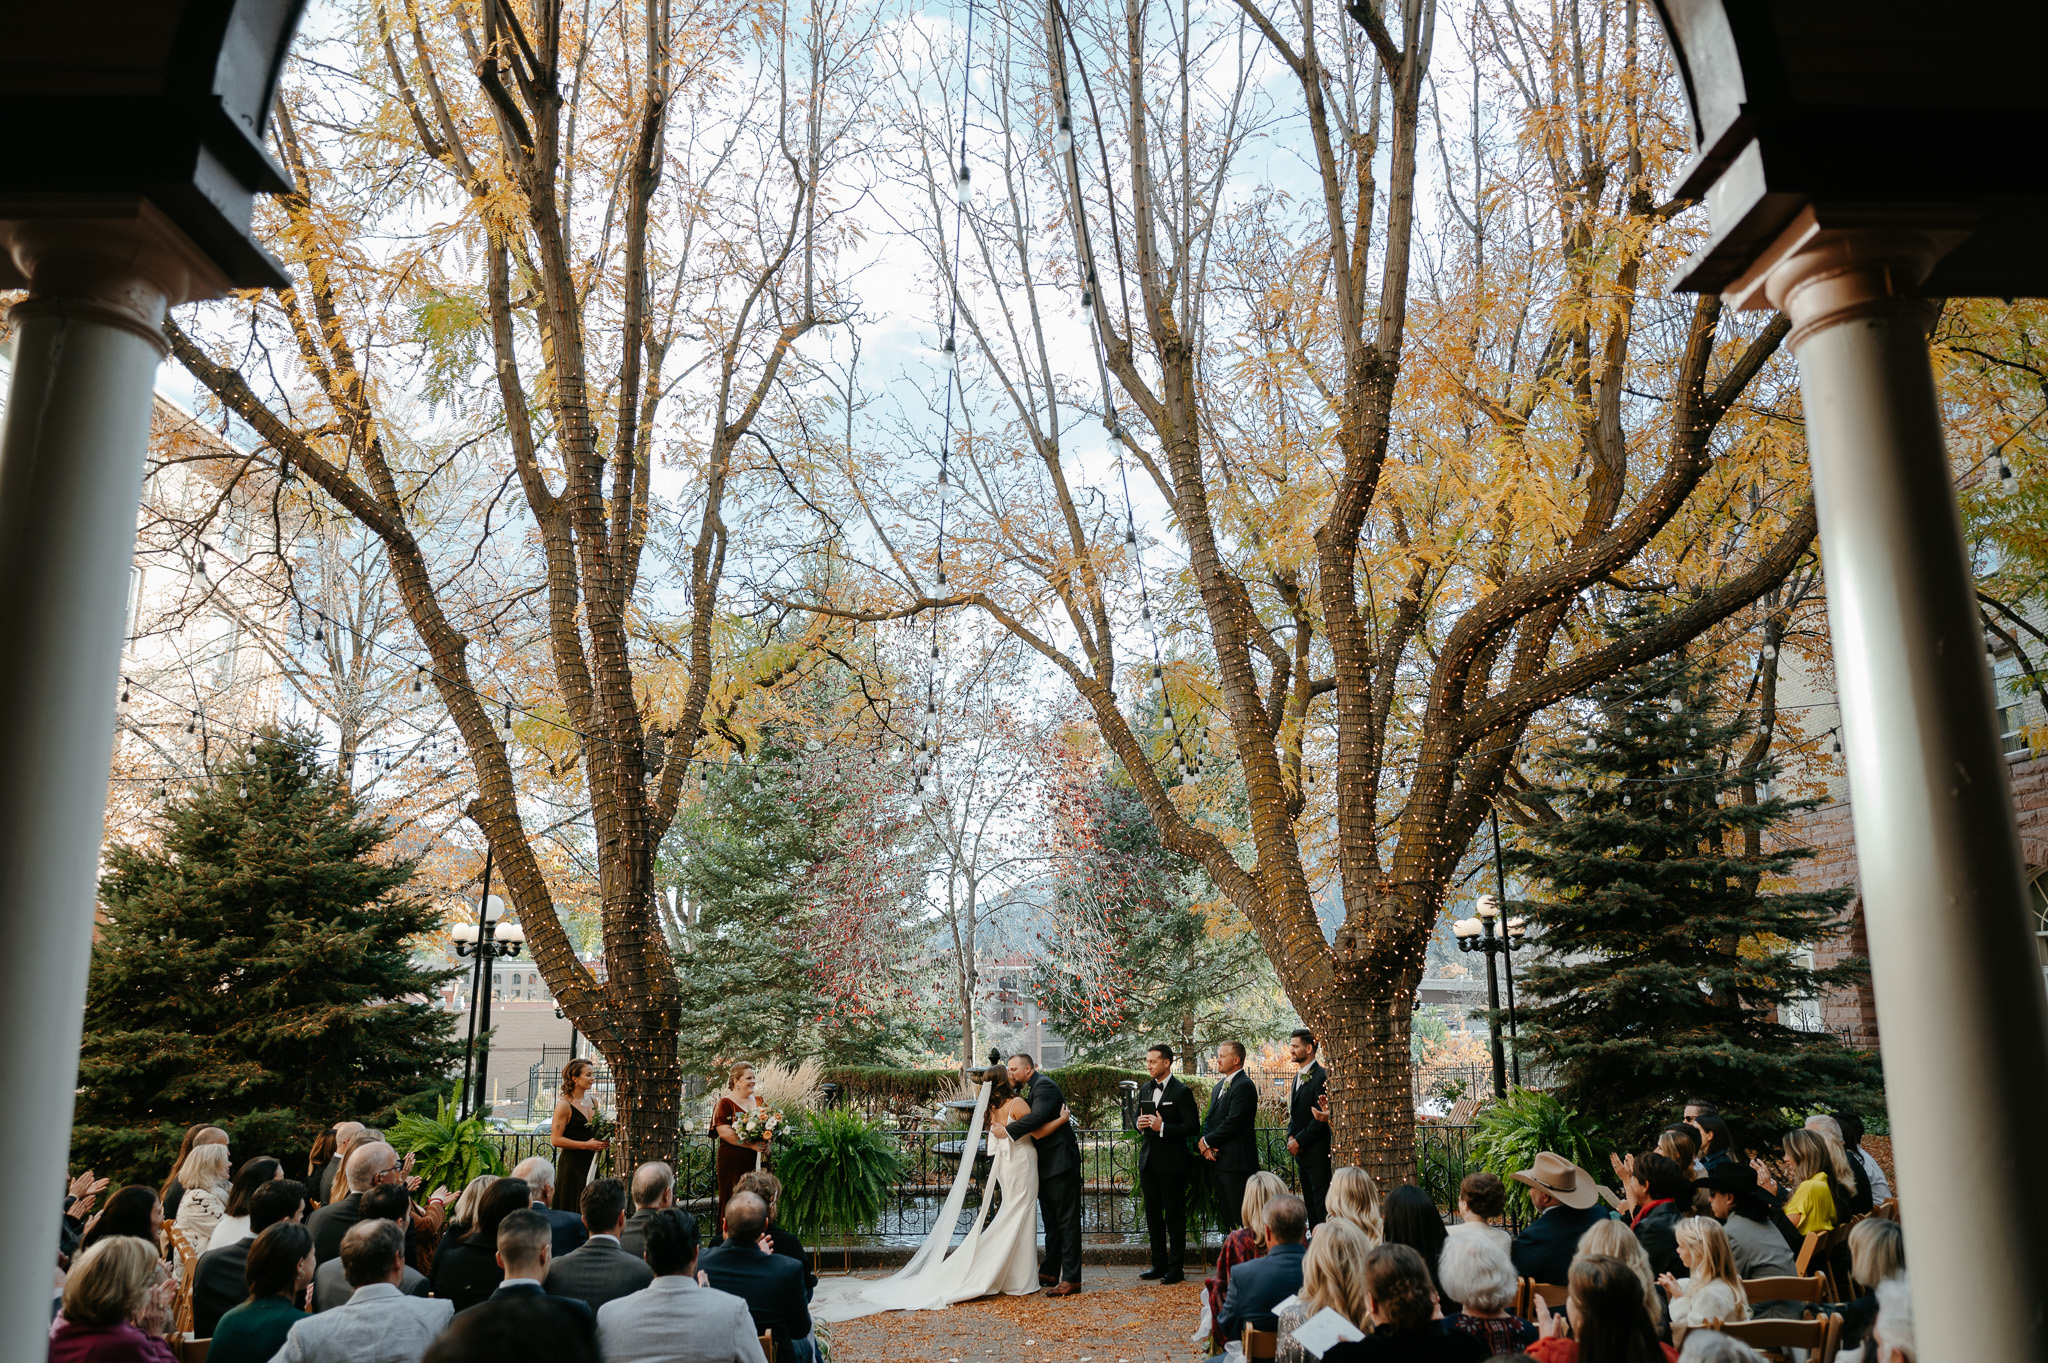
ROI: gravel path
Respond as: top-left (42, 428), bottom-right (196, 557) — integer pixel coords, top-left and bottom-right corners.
top-left (823, 1264), bottom-right (1208, 1362)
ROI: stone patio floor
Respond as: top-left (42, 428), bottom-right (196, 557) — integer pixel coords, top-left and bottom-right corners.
top-left (822, 1264), bottom-right (1208, 1362)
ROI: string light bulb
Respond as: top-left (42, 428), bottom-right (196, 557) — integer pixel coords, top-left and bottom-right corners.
top-left (1998, 459), bottom-right (2017, 495)
top-left (955, 162), bottom-right (971, 205)
top-left (1053, 113), bottom-right (1072, 155)
top-left (942, 335), bottom-right (959, 377)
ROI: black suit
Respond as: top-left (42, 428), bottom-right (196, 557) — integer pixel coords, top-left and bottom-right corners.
top-left (191, 1234), bottom-right (254, 1338)
top-left (1509, 1202), bottom-right (1613, 1286)
top-left (1006, 1070), bottom-right (1083, 1285)
top-left (1216, 1241), bottom-right (1306, 1339)
top-left (1137, 1075), bottom-right (1196, 1272)
top-left (533, 1201), bottom-right (589, 1258)
top-left (1287, 1060), bottom-right (1331, 1225)
top-left (1201, 1069), bottom-right (1260, 1232)
top-left (699, 1241), bottom-right (813, 1363)
top-left (469, 1280), bottom-right (596, 1335)
top-left (308, 1190), bottom-right (365, 1265)
top-left (427, 1235), bottom-right (505, 1313)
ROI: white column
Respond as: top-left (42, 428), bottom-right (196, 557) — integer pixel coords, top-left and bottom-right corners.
top-left (1744, 219), bottom-right (2048, 1360)
top-left (0, 207), bottom-right (223, 1361)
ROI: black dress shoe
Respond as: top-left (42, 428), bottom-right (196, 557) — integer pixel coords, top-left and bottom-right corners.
top-left (1139, 1266), bottom-right (1167, 1280)
top-left (1159, 1268), bottom-right (1186, 1284)
top-left (1038, 1271), bottom-right (1058, 1285)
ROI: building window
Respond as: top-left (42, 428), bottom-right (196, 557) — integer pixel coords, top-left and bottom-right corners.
top-left (2031, 870), bottom-right (2048, 982)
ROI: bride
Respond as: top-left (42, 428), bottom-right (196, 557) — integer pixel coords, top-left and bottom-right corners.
top-left (812, 1069), bottom-right (1071, 1320)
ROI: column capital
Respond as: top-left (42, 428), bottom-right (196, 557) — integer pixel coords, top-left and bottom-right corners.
top-left (1722, 206), bottom-right (1965, 352)
top-left (0, 198), bottom-right (235, 355)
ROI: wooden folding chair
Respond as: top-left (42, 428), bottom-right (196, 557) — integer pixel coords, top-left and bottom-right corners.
top-left (1718, 1313), bottom-right (1842, 1363)
top-left (758, 1329), bottom-right (774, 1360)
top-left (1740, 1273), bottom-right (1828, 1305)
top-left (1242, 1326), bottom-right (1279, 1360)
top-left (1872, 1198), bottom-right (1900, 1222)
top-left (1516, 1277), bottom-right (1569, 1319)
top-left (1794, 1220), bottom-right (1858, 1297)
top-left (175, 1337), bottom-right (210, 1363)
top-left (163, 1226), bottom-right (198, 1338)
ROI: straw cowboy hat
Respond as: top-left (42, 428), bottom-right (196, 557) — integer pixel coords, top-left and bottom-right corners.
top-left (1511, 1151), bottom-right (1606, 1210)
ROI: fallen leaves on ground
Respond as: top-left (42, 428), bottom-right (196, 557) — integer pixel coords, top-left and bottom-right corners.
top-left (825, 1266), bottom-right (1207, 1362)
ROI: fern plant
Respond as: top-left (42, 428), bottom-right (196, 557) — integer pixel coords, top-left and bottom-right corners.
top-left (390, 1096), bottom-right (506, 1196)
top-left (773, 1106), bottom-right (902, 1243)
top-left (1470, 1088), bottom-right (1613, 1222)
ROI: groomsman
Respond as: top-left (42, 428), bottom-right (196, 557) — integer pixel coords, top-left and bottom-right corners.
top-left (1134, 1044), bottom-right (1196, 1284)
top-left (1285, 1029), bottom-right (1331, 1226)
top-left (1198, 1040), bottom-right (1259, 1233)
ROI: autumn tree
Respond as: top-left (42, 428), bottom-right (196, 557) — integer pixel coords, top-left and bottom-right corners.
top-left (787, 0), bottom-right (1821, 1180)
top-left (164, 0), bottom-right (882, 1163)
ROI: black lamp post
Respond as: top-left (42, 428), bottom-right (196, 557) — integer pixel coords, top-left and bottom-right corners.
top-left (1451, 897), bottom-right (1527, 1100)
top-left (1648, 4), bottom-right (2048, 1355)
top-left (453, 897), bottom-right (525, 1121)
top-left (0, 6), bottom-right (308, 1354)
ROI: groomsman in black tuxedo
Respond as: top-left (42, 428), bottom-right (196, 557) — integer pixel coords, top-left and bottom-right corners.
top-left (1284, 1028), bottom-right (1331, 1226)
top-left (1198, 1040), bottom-right (1260, 1233)
top-left (1134, 1044), bottom-right (1196, 1284)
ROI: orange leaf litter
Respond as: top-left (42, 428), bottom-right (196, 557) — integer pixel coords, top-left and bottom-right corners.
top-left (823, 1265), bottom-right (1210, 1362)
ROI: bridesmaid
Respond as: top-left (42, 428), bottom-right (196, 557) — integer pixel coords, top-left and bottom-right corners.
top-left (550, 1059), bottom-right (605, 1215)
top-left (712, 1062), bottom-right (769, 1240)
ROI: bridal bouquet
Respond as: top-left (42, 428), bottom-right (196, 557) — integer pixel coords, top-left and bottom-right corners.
top-left (733, 1107), bottom-right (785, 1145)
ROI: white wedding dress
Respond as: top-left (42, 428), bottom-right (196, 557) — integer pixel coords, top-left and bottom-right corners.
top-left (811, 1081), bottom-right (1042, 1321)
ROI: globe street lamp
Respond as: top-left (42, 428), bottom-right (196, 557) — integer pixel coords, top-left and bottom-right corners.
top-left (453, 896), bottom-right (525, 1121)
top-left (1452, 896), bottom-right (1528, 1100)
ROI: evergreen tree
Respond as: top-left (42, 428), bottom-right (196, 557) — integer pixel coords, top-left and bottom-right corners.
top-left (666, 742), bottom-right (931, 1070)
top-left (1508, 652), bottom-right (1882, 1146)
top-left (74, 728), bottom-right (460, 1184)
top-left (1033, 773), bottom-right (1280, 1067)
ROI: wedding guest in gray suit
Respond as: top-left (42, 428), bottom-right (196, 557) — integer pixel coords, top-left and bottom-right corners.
top-left (597, 1209), bottom-right (767, 1363)
top-left (546, 1177), bottom-right (653, 1311)
top-left (271, 1219), bottom-right (453, 1363)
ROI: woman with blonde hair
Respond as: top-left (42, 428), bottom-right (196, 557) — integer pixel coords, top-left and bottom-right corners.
top-left (551, 1056), bottom-right (605, 1214)
top-left (1202, 1170), bottom-right (1287, 1348)
top-left (1578, 1217), bottom-right (1664, 1333)
top-left (170, 1142), bottom-right (232, 1247)
top-left (1275, 1219), bottom-right (1374, 1363)
top-left (1659, 1217), bottom-right (1749, 1329)
top-left (1754, 1129), bottom-right (1848, 1234)
top-left (49, 1235), bottom-right (177, 1363)
top-left (1322, 1164), bottom-right (1385, 1245)
top-left (1828, 1215), bottom-right (1905, 1352)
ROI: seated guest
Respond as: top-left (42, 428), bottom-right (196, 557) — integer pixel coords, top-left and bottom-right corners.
top-left (471, 1208), bottom-right (594, 1331)
top-left (270, 1219), bottom-right (453, 1362)
top-left (1204, 1171), bottom-right (1289, 1347)
top-left (49, 1236), bottom-right (176, 1363)
top-left (1625, 1152), bottom-right (1690, 1278)
top-left (314, 1185), bottom-right (429, 1310)
top-left (1658, 1218), bottom-right (1748, 1330)
top-left (1439, 1232), bottom-right (1539, 1355)
top-left (1384, 1184), bottom-right (1454, 1312)
top-left (510, 1156), bottom-right (589, 1258)
top-left (1753, 1130), bottom-right (1847, 1234)
top-left (1448, 1172), bottom-right (1513, 1255)
top-left (597, 1208), bottom-right (767, 1363)
top-left (1211, 1194), bottom-right (1311, 1359)
top-left (1802, 1117), bottom-right (1872, 1217)
top-left (700, 1191), bottom-right (814, 1363)
top-left (309, 1140), bottom-right (400, 1264)
top-left (206, 1157), bottom-right (282, 1254)
top-left (1528, 1254), bottom-right (1678, 1362)
top-left (1576, 1219), bottom-right (1664, 1336)
top-left (1834, 1113), bottom-right (1891, 1204)
top-left (620, 1162), bottom-right (676, 1259)
top-left (1824, 1216), bottom-right (1904, 1353)
top-left (193, 1179), bottom-right (308, 1336)
top-left (1278, 1219), bottom-right (1371, 1363)
top-left (427, 1178), bottom-right (529, 1312)
top-left (421, 1293), bottom-right (601, 1363)
top-left (1659, 1128), bottom-right (1703, 1177)
top-left (1510, 1152), bottom-right (1615, 1286)
top-left (80, 1187), bottom-right (164, 1256)
top-left (737, 1170), bottom-right (816, 1297)
top-left (1675, 1335), bottom-right (1765, 1362)
top-left (545, 1177), bottom-right (653, 1311)
top-left (1867, 1275), bottom-right (1913, 1363)
top-left (207, 1223), bottom-right (314, 1363)
top-left (171, 1142), bottom-right (234, 1249)
top-left (1323, 1165), bottom-right (1385, 1245)
top-left (160, 1124), bottom-right (229, 1222)
top-left (1693, 1165), bottom-right (1796, 1280)
top-left (1338, 1243), bottom-right (1490, 1361)
top-left (439, 1174), bottom-right (498, 1244)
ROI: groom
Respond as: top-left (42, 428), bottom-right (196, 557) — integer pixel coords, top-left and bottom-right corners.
top-left (995, 1052), bottom-right (1083, 1296)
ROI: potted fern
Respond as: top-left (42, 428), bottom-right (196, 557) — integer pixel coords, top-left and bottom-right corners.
top-left (390, 1096), bottom-right (507, 1198)
top-left (1469, 1089), bottom-right (1612, 1224)
top-left (773, 1106), bottom-right (902, 1269)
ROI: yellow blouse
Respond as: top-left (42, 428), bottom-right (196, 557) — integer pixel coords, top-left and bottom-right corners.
top-left (1783, 1172), bottom-right (1836, 1234)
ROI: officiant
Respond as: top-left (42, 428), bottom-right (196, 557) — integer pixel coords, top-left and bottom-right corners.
top-left (1134, 1044), bottom-right (1196, 1284)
